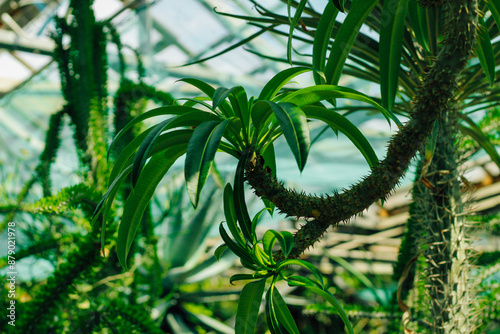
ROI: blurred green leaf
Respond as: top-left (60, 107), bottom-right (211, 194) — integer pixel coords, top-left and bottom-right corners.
top-left (282, 85), bottom-right (401, 127)
top-left (181, 24), bottom-right (278, 67)
top-left (475, 16), bottom-right (495, 87)
top-left (332, 0), bottom-right (345, 12)
top-left (185, 120), bottom-right (230, 206)
top-left (407, 1), bottom-right (430, 52)
top-left (324, 0), bottom-right (378, 85)
top-left (287, 0), bottom-right (308, 63)
top-left (234, 150), bottom-right (254, 242)
top-left (313, 2), bottom-right (339, 84)
top-left (230, 273), bottom-right (271, 285)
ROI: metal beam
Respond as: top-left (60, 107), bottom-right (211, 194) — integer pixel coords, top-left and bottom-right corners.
top-left (0, 28), bottom-right (54, 55)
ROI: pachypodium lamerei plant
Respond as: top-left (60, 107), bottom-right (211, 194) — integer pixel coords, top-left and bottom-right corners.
top-left (94, 0), bottom-right (478, 332)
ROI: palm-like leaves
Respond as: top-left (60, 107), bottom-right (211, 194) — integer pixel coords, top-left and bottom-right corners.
top-left (212, 0), bottom-right (500, 166)
top-left (93, 66), bottom-right (393, 267)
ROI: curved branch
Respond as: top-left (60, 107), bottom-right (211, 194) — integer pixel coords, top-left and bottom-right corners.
top-left (245, 0), bottom-right (478, 260)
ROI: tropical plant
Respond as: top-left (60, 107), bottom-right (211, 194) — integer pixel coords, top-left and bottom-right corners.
top-left (0, 0), bottom-right (239, 333)
top-left (210, 0), bottom-right (500, 332)
top-left (94, 0), bottom-right (497, 332)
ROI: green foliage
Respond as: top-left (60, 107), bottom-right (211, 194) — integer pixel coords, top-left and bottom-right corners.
top-left (5, 0), bottom-right (500, 333)
top-left (15, 235), bottom-right (101, 333)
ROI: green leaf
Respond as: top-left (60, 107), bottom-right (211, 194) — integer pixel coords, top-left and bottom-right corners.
top-left (179, 78), bottom-right (216, 97)
top-left (214, 244), bottom-right (228, 261)
top-left (281, 85), bottom-right (402, 127)
top-left (266, 286), bottom-right (284, 334)
top-left (324, 0), bottom-right (378, 85)
top-left (108, 105), bottom-right (194, 159)
top-left (219, 223), bottom-right (257, 269)
top-left (303, 286), bottom-right (354, 334)
top-left (421, 120), bottom-right (439, 176)
top-left (379, 0), bottom-right (409, 111)
top-left (331, 0), bottom-right (345, 12)
top-left (94, 165), bottom-right (133, 251)
top-left (263, 230), bottom-right (278, 260)
top-left (131, 111), bottom-right (220, 186)
top-left (313, 2), bottom-right (339, 84)
top-left (131, 119), bottom-right (171, 186)
top-left (262, 230), bottom-right (294, 260)
top-left (285, 275), bottom-right (323, 289)
top-left (302, 105), bottom-right (379, 169)
top-left (184, 312), bottom-right (235, 334)
top-left (168, 190), bottom-right (217, 267)
top-left (258, 67), bottom-right (315, 101)
top-left (185, 119), bottom-right (230, 206)
top-left (277, 259), bottom-right (324, 289)
top-left (407, 1), bottom-right (430, 52)
top-left (181, 24), bottom-right (278, 66)
top-left (287, 0), bottom-right (308, 64)
top-left (460, 123), bottom-right (500, 170)
top-left (234, 150), bottom-right (254, 242)
top-left (223, 184), bottom-right (246, 247)
top-left (251, 100), bottom-right (275, 144)
top-left (236, 279), bottom-right (266, 334)
top-left (327, 254), bottom-right (384, 304)
top-left (211, 87), bottom-right (236, 118)
top-left (475, 16), bottom-right (495, 87)
top-left (228, 86), bottom-right (250, 141)
top-left (179, 79), bottom-right (234, 120)
top-left (117, 146), bottom-right (186, 268)
top-left (267, 102), bottom-right (310, 171)
top-left (260, 143), bottom-right (277, 215)
top-left (272, 287), bottom-right (300, 334)
top-left (251, 208), bottom-right (270, 238)
top-left (252, 244), bottom-right (272, 268)
top-left (178, 97), bottom-right (215, 111)
top-left (280, 231), bottom-right (294, 258)
top-left (230, 273), bottom-right (271, 285)
top-left (92, 164), bottom-right (132, 223)
top-left (487, 0), bottom-right (500, 31)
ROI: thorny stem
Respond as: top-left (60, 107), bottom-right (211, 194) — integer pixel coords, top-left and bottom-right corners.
top-left (245, 0), bottom-right (478, 260)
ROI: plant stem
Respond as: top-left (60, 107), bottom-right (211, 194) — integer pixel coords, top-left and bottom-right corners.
top-left (244, 0), bottom-right (478, 260)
